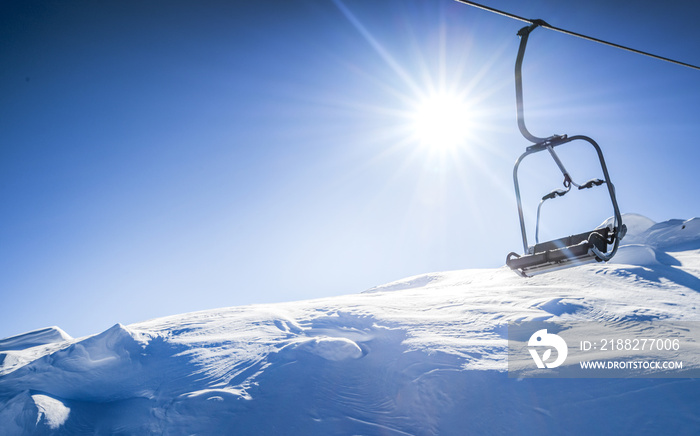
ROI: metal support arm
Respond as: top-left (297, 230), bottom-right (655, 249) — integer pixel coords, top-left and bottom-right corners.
top-left (515, 21), bottom-right (549, 144)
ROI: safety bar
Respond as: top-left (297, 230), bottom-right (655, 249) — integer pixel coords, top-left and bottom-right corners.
top-left (513, 135), bottom-right (624, 258)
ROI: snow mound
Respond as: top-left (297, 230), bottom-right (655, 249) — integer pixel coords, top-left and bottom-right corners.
top-left (0, 323), bottom-right (170, 402)
top-left (33, 394), bottom-right (70, 430)
top-left (0, 327), bottom-right (74, 377)
top-left (0, 326), bottom-right (72, 352)
top-left (608, 213), bottom-right (656, 239)
top-left (363, 272), bottom-right (444, 293)
top-left (611, 214), bottom-right (700, 250)
top-left (611, 244), bottom-right (661, 266)
top-left (0, 392), bottom-right (70, 434)
top-left (603, 215), bottom-right (700, 275)
top-left (641, 217), bottom-right (700, 250)
top-left (295, 336), bottom-right (364, 361)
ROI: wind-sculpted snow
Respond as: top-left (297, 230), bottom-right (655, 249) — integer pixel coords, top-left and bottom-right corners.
top-left (606, 215), bottom-right (700, 292)
top-left (0, 327), bottom-right (72, 353)
top-left (0, 328), bottom-right (74, 378)
top-left (363, 272), bottom-right (445, 293)
top-left (1, 215), bottom-right (699, 435)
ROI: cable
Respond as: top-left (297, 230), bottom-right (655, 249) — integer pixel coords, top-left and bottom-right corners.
top-left (454, 0), bottom-right (700, 72)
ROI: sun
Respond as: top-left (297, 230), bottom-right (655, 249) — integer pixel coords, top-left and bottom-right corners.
top-left (410, 92), bottom-right (473, 153)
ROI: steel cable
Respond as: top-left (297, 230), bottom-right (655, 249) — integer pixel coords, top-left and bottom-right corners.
top-left (454, 0), bottom-right (700, 71)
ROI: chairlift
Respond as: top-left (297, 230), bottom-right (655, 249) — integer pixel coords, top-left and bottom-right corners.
top-left (505, 21), bottom-right (627, 277)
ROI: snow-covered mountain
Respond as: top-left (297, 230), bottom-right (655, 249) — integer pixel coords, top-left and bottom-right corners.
top-left (1, 214), bottom-right (699, 435)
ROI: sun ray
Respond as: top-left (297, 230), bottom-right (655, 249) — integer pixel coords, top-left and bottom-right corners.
top-left (331, 0), bottom-right (423, 97)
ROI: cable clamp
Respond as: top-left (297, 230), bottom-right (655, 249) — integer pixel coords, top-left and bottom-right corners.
top-left (517, 19), bottom-right (549, 37)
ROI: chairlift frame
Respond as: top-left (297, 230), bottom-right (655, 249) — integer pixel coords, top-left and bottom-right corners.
top-left (506, 22), bottom-right (626, 277)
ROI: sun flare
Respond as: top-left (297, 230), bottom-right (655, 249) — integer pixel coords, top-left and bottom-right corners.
top-left (410, 92), bottom-right (473, 153)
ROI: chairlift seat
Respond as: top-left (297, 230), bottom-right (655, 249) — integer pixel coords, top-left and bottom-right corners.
top-left (504, 22), bottom-right (624, 277)
top-left (506, 227), bottom-right (612, 277)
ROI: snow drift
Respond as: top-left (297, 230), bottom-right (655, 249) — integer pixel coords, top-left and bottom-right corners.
top-left (1, 214), bottom-right (699, 435)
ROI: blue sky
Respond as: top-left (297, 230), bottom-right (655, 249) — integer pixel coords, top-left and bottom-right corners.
top-left (2, 0), bottom-right (699, 339)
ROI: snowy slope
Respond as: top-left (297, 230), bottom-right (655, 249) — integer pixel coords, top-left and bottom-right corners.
top-left (1, 214), bottom-right (699, 435)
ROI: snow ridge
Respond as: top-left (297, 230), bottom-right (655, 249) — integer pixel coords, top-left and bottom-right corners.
top-left (0, 327), bottom-right (72, 352)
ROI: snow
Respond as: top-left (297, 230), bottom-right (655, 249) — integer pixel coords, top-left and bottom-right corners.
top-left (296, 336), bottom-right (364, 361)
top-left (0, 328), bottom-right (74, 379)
top-left (0, 327), bottom-right (72, 353)
top-left (0, 214), bottom-right (699, 435)
top-left (32, 395), bottom-right (70, 430)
